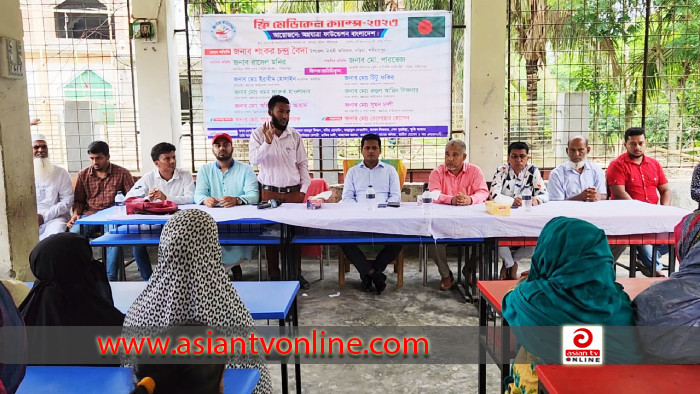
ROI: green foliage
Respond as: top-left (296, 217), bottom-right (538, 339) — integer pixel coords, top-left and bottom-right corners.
top-left (508, 0), bottom-right (700, 158)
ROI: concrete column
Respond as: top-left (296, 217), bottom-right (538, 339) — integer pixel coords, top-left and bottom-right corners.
top-left (132, 0), bottom-right (182, 172)
top-left (0, 0), bottom-right (37, 280)
top-left (467, 0), bottom-right (507, 174)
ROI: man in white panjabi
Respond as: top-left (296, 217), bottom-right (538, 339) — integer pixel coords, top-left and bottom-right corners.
top-left (32, 134), bottom-right (74, 240)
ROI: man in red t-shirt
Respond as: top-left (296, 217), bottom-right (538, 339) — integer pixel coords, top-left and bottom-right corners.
top-left (606, 127), bottom-right (671, 276)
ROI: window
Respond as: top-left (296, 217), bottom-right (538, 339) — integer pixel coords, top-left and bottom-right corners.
top-left (54, 0), bottom-right (114, 40)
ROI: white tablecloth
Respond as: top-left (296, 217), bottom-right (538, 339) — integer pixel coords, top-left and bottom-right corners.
top-left (105, 200), bottom-right (691, 240)
top-left (253, 200), bottom-right (691, 239)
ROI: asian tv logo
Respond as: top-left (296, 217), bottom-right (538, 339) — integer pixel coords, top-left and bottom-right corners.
top-left (562, 326), bottom-right (603, 365)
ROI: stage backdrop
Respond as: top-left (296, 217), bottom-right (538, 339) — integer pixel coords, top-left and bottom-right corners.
top-left (201, 11), bottom-right (452, 139)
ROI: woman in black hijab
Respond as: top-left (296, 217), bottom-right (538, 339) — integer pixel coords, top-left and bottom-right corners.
top-left (19, 233), bottom-right (124, 345)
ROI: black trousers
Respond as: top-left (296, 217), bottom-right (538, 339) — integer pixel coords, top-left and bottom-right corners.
top-left (340, 244), bottom-right (403, 277)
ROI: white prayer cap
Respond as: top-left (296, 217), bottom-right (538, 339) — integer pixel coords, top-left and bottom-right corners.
top-left (31, 133), bottom-right (46, 142)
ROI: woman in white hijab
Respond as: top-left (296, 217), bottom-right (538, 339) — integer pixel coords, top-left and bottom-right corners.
top-left (123, 209), bottom-right (272, 393)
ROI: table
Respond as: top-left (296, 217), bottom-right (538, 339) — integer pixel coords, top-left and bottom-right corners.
top-left (536, 364), bottom-right (700, 394)
top-left (262, 200), bottom-right (687, 286)
top-left (26, 281), bottom-right (301, 394)
top-left (251, 200), bottom-right (689, 239)
top-left (476, 277), bottom-right (666, 394)
top-left (16, 366), bottom-right (260, 394)
top-left (76, 201), bottom-right (689, 284)
top-left (76, 206), bottom-right (281, 281)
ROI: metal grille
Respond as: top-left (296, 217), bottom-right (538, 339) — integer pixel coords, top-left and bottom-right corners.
top-left (508, 0), bottom-right (700, 170)
top-left (21, 0), bottom-right (140, 173)
top-left (177, 0), bottom-right (465, 175)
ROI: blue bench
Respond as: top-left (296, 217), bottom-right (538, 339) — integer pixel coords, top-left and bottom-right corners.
top-left (17, 366), bottom-right (260, 394)
top-left (91, 225), bottom-right (281, 281)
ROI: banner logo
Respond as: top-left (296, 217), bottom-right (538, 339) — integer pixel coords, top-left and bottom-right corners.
top-left (562, 326), bottom-right (602, 365)
top-left (212, 21), bottom-right (235, 41)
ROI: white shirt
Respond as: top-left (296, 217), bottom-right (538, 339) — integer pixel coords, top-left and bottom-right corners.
top-left (126, 168), bottom-right (195, 205)
top-left (548, 161), bottom-right (607, 201)
top-left (249, 126), bottom-right (311, 193)
top-left (341, 161), bottom-right (401, 203)
top-left (35, 165), bottom-right (74, 222)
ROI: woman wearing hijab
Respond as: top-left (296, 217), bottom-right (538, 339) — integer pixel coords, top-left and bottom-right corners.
top-left (19, 233), bottom-right (125, 327)
top-left (19, 233), bottom-right (124, 365)
top-left (0, 281), bottom-right (26, 394)
top-left (123, 209), bottom-right (272, 394)
top-left (502, 217), bottom-right (642, 393)
top-left (634, 210), bottom-right (700, 362)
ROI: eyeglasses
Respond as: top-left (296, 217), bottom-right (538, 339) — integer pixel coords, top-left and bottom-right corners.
top-left (509, 154), bottom-right (528, 160)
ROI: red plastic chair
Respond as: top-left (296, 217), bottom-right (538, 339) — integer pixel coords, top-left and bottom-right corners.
top-left (302, 178), bottom-right (331, 279)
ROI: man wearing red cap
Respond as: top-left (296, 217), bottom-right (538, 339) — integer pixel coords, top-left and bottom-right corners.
top-left (249, 95), bottom-right (311, 288)
top-left (194, 133), bottom-right (259, 280)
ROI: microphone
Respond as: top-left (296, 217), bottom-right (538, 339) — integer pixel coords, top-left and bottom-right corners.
top-left (257, 199), bottom-right (282, 209)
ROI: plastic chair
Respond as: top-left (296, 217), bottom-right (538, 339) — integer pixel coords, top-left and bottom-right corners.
top-left (302, 178), bottom-right (331, 279)
top-left (338, 159), bottom-right (408, 287)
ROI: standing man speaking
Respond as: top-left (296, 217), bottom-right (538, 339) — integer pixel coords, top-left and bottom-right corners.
top-left (249, 95), bottom-right (311, 288)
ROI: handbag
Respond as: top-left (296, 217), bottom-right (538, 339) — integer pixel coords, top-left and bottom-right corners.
top-left (125, 197), bottom-right (178, 215)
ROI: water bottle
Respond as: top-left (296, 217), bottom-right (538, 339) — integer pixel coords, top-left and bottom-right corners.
top-left (421, 183), bottom-right (432, 216)
top-left (522, 186), bottom-right (532, 211)
top-left (114, 191), bottom-right (126, 216)
top-left (365, 185), bottom-right (377, 211)
top-left (134, 185), bottom-right (146, 199)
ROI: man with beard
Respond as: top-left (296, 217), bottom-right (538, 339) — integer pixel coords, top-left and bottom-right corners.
top-left (126, 142), bottom-right (194, 280)
top-left (68, 140), bottom-right (134, 280)
top-left (427, 139), bottom-right (489, 290)
top-left (548, 135), bottom-right (607, 201)
top-left (607, 127), bottom-right (671, 277)
top-left (194, 133), bottom-right (259, 280)
top-left (249, 95), bottom-right (311, 288)
top-left (31, 134), bottom-right (73, 240)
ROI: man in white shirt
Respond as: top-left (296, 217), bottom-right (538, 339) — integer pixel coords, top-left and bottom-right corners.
top-left (249, 95), bottom-right (311, 288)
top-left (32, 134), bottom-right (74, 241)
top-left (126, 142), bottom-right (194, 280)
top-left (548, 136), bottom-right (607, 201)
top-left (341, 134), bottom-right (402, 295)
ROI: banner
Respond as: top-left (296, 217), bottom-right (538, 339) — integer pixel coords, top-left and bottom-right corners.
top-left (201, 12), bottom-right (452, 138)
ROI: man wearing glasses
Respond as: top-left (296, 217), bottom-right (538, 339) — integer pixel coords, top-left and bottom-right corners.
top-left (489, 141), bottom-right (549, 279)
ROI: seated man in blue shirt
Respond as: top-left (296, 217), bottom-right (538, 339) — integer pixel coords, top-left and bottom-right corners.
top-left (194, 133), bottom-right (260, 280)
top-left (548, 136), bottom-right (607, 201)
top-left (341, 134), bottom-right (402, 294)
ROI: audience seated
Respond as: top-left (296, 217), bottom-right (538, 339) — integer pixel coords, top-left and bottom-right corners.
top-left (19, 233), bottom-right (125, 327)
top-left (123, 209), bottom-right (272, 394)
top-left (130, 363), bottom-right (225, 394)
top-left (489, 141), bottom-right (549, 279)
top-left (340, 134), bottom-right (402, 294)
top-left (31, 134), bottom-right (73, 241)
top-left (0, 281), bottom-right (26, 394)
top-left (502, 217), bottom-right (641, 393)
top-left (427, 139), bottom-right (489, 290)
top-left (67, 141), bottom-right (135, 280)
top-left (19, 233), bottom-right (124, 364)
top-left (633, 211), bottom-right (700, 362)
top-left (194, 133), bottom-right (259, 281)
top-left (548, 135), bottom-right (607, 201)
top-left (607, 127), bottom-right (671, 276)
top-left (0, 280), bottom-right (29, 308)
top-left (126, 142), bottom-right (195, 281)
